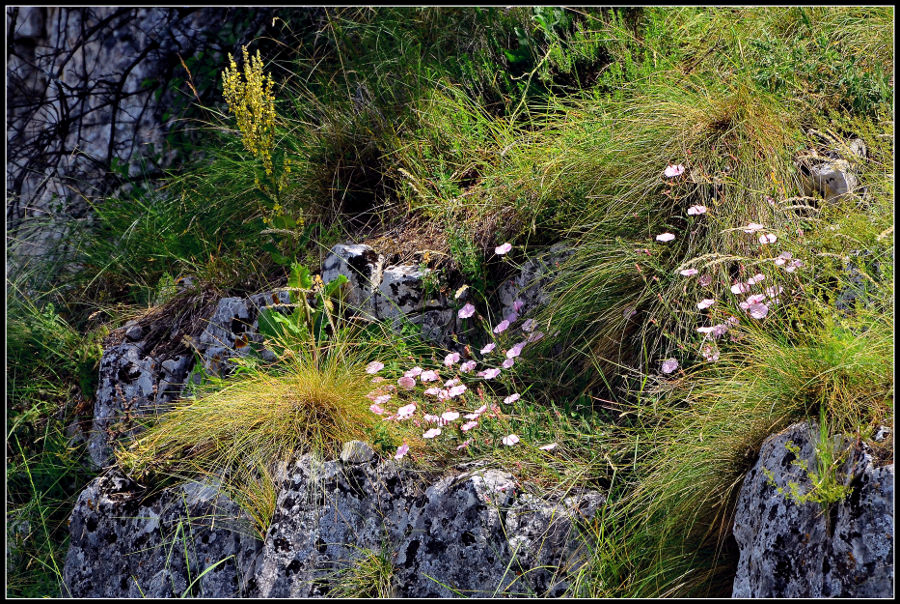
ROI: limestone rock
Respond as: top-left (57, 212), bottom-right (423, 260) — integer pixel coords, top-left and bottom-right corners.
top-left (799, 158), bottom-right (859, 202)
top-left (732, 421), bottom-right (893, 598)
top-left (88, 289), bottom-right (289, 467)
top-left (339, 440), bottom-right (376, 464)
top-left (197, 291), bottom-right (291, 378)
top-left (63, 471), bottom-right (262, 598)
top-left (87, 341), bottom-right (160, 468)
top-left (256, 453), bottom-right (603, 598)
top-left (373, 264), bottom-right (456, 347)
top-left (66, 449), bottom-right (603, 598)
top-left (374, 264), bottom-right (443, 319)
top-left (322, 244), bottom-right (384, 318)
top-left (498, 243), bottom-right (573, 321)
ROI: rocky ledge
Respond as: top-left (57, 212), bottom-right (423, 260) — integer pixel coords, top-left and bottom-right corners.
top-left (732, 421), bottom-right (893, 597)
top-left (64, 442), bottom-right (604, 598)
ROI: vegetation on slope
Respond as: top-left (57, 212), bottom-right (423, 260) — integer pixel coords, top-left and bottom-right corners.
top-left (7, 6), bottom-right (893, 597)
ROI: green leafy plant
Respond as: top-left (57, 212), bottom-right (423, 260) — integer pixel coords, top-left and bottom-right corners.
top-left (256, 261), bottom-right (349, 358)
top-left (762, 407), bottom-right (855, 510)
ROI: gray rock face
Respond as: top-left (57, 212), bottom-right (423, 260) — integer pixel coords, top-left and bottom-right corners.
top-left (65, 449), bottom-right (604, 598)
top-left (7, 7), bottom-right (273, 278)
top-left (322, 244), bottom-right (384, 318)
top-left (732, 421), bottom-right (893, 598)
top-left (88, 289), bottom-right (290, 468)
top-left (63, 471), bottom-right (262, 598)
top-left (87, 341), bottom-right (166, 468)
top-left (498, 243), bottom-right (573, 321)
top-left (254, 455), bottom-right (604, 598)
top-left (800, 158), bottom-right (859, 202)
top-left (374, 265), bottom-right (441, 318)
top-left (196, 290), bottom-right (292, 378)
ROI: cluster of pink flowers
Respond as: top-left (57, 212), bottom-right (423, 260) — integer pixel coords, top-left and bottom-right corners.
top-left (657, 171), bottom-right (806, 374)
top-left (365, 243), bottom-right (559, 458)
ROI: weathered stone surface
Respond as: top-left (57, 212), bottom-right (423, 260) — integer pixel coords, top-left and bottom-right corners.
top-left (374, 264), bottom-right (444, 319)
top-left (256, 453), bottom-right (603, 598)
top-left (799, 158), bottom-right (859, 202)
top-left (732, 421), bottom-right (893, 598)
top-left (322, 244), bottom-right (384, 318)
top-left (339, 440), bottom-right (376, 464)
top-left (88, 289), bottom-right (290, 467)
top-left (197, 290), bottom-right (291, 378)
top-left (371, 264), bottom-right (456, 347)
top-left (498, 243), bottom-right (573, 322)
top-left (7, 7), bottom-right (274, 278)
top-left (67, 447), bottom-right (603, 598)
top-left (87, 341), bottom-right (160, 468)
top-left (63, 471), bottom-right (262, 598)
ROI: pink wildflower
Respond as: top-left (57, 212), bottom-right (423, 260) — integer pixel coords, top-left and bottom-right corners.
top-left (502, 434), bottom-right (521, 446)
top-left (656, 232), bottom-right (676, 242)
top-left (394, 443), bottom-right (409, 460)
top-left (365, 361), bottom-right (384, 374)
top-left (664, 164), bottom-right (686, 178)
top-left (493, 320), bottom-right (510, 334)
top-left (746, 293), bottom-right (766, 305)
top-left (774, 251), bottom-right (793, 266)
top-left (697, 298), bottom-right (716, 310)
top-left (479, 368), bottom-right (501, 379)
top-left (784, 259), bottom-right (804, 273)
top-left (444, 352), bottom-right (461, 366)
top-left (423, 413), bottom-right (440, 423)
top-left (661, 358), bottom-right (679, 374)
top-left (461, 420), bottom-right (478, 432)
top-left (748, 302), bottom-right (769, 319)
top-left (448, 385), bottom-right (467, 398)
top-left (679, 268), bottom-right (699, 276)
top-left (396, 403), bottom-right (417, 420)
top-left (398, 376), bottom-right (416, 390)
top-left (526, 331), bottom-right (544, 343)
top-left (480, 343), bottom-right (496, 355)
top-left (699, 274), bottom-right (713, 287)
top-left (459, 360), bottom-right (477, 373)
top-left (373, 394), bottom-right (392, 405)
top-left (747, 273), bottom-right (766, 285)
top-left (423, 387), bottom-right (441, 397)
top-left (506, 342), bottom-right (526, 359)
top-left (759, 233), bottom-right (777, 245)
top-left (495, 242), bottom-right (512, 255)
top-left (513, 299), bottom-right (525, 312)
top-left (712, 323), bottom-right (730, 338)
top-left (369, 404), bottom-right (385, 415)
top-left (522, 318), bottom-right (537, 332)
top-left (456, 439), bottom-right (472, 450)
top-left (731, 281), bottom-right (750, 295)
top-left (504, 393), bottom-right (520, 405)
top-left (687, 205), bottom-right (707, 216)
top-left (743, 222), bottom-right (765, 234)
top-left (441, 411), bottom-right (460, 422)
top-left (539, 443), bottom-right (558, 451)
top-left (404, 366), bottom-right (423, 378)
top-left (420, 370), bottom-right (439, 382)
top-left (701, 343), bottom-right (720, 362)
top-left (458, 303), bottom-right (476, 319)
top-left (423, 428), bottom-right (441, 439)
top-left (502, 358), bottom-right (515, 369)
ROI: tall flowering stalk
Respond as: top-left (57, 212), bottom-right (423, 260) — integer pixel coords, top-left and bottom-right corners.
top-left (222, 46), bottom-right (277, 176)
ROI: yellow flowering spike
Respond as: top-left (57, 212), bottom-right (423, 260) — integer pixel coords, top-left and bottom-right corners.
top-left (222, 46), bottom-right (277, 175)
